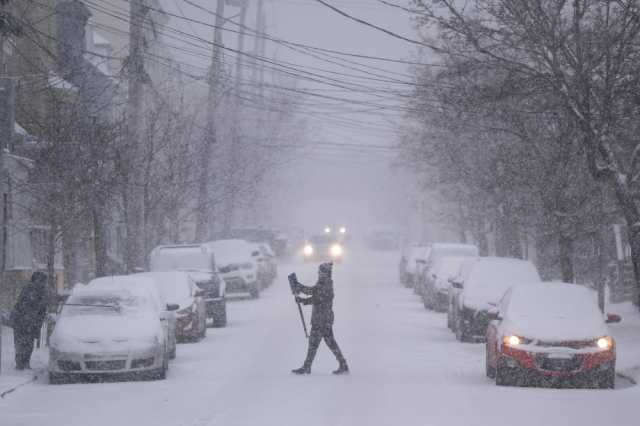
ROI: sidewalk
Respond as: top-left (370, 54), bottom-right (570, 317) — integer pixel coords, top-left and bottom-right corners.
top-left (0, 326), bottom-right (47, 398)
top-left (608, 302), bottom-right (640, 384)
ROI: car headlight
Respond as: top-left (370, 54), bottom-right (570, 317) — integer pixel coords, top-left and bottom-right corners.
top-left (596, 336), bottom-right (613, 350)
top-left (502, 335), bottom-right (532, 347)
top-left (330, 244), bottom-right (343, 257)
top-left (303, 245), bottom-right (314, 256)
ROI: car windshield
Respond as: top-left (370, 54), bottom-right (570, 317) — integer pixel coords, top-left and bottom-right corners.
top-left (154, 277), bottom-right (192, 303)
top-left (151, 247), bottom-right (211, 271)
top-left (507, 284), bottom-right (602, 320)
top-left (465, 260), bottom-right (541, 302)
top-left (61, 294), bottom-right (140, 317)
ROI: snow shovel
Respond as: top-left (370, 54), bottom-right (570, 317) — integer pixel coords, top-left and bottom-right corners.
top-left (288, 273), bottom-right (309, 339)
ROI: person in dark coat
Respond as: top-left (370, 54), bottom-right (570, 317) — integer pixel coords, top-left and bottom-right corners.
top-left (291, 262), bottom-right (349, 375)
top-left (10, 272), bottom-right (49, 370)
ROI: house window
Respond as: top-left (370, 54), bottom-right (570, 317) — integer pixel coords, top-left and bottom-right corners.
top-left (31, 228), bottom-right (50, 266)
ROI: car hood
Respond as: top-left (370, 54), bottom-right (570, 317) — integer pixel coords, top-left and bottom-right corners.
top-left (503, 316), bottom-right (609, 342)
top-left (52, 314), bottom-right (161, 349)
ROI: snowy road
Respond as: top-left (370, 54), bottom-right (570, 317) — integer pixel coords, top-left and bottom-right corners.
top-left (1, 249), bottom-right (639, 426)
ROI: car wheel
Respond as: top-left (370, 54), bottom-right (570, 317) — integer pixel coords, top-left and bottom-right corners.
top-left (49, 372), bottom-right (67, 385)
top-left (597, 368), bottom-right (615, 389)
top-left (455, 317), bottom-right (469, 342)
top-left (250, 285), bottom-right (260, 299)
top-left (485, 346), bottom-right (496, 379)
top-left (496, 356), bottom-right (518, 386)
top-left (212, 299), bottom-right (227, 327)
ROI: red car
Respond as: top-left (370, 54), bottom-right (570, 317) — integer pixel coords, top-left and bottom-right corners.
top-left (485, 282), bottom-right (621, 388)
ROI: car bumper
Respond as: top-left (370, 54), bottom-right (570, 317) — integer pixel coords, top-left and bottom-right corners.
top-left (501, 345), bottom-right (616, 380)
top-left (459, 307), bottom-right (491, 339)
top-left (176, 314), bottom-right (200, 339)
top-left (433, 291), bottom-right (448, 312)
top-left (49, 346), bottom-right (164, 375)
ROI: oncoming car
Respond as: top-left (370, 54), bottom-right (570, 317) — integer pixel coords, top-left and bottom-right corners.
top-left (485, 283), bottom-right (621, 388)
top-left (302, 234), bottom-right (344, 262)
top-left (48, 277), bottom-right (178, 384)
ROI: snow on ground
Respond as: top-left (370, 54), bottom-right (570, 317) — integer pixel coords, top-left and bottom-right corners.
top-left (1, 247), bottom-right (639, 426)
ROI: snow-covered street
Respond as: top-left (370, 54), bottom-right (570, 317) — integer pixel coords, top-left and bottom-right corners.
top-left (1, 248), bottom-right (640, 426)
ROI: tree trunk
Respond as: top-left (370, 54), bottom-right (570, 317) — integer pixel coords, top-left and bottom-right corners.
top-left (93, 201), bottom-right (107, 278)
top-left (558, 234), bottom-right (575, 283)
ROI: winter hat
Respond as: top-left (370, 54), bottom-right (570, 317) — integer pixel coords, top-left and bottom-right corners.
top-left (318, 262), bottom-right (333, 277)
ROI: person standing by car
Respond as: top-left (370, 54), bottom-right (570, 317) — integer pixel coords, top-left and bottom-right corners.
top-left (10, 272), bottom-right (49, 370)
top-left (291, 262), bottom-right (349, 375)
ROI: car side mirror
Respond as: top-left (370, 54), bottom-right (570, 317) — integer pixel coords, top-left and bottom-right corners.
top-left (606, 313), bottom-right (622, 324)
top-left (448, 277), bottom-right (463, 289)
top-left (166, 303), bottom-right (180, 312)
top-left (487, 306), bottom-right (502, 321)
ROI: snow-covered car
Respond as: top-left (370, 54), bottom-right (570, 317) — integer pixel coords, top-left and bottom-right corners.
top-left (149, 243), bottom-right (226, 327)
top-left (485, 283), bottom-right (621, 388)
top-left (403, 245), bottom-right (430, 289)
top-left (418, 243), bottom-right (478, 309)
top-left (142, 271), bottom-right (207, 342)
top-left (49, 276), bottom-right (178, 384)
top-left (449, 257), bottom-right (541, 342)
top-left (256, 243), bottom-right (278, 288)
top-left (302, 234), bottom-right (344, 263)
top-left (206, 239), bottom-right (261, 299)
top-left (424, 255), bottom-right (468, 312)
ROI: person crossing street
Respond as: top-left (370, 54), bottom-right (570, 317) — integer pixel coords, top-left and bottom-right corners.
top-left (291, 262), bottom-right (349, 375)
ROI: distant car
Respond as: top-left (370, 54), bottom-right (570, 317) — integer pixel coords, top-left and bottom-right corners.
top-left (142, 271), bottom-right (207, 342)
top-left (449, 257), bottom-right (541, 342)
top-left (256, 243), bottom-right (278, 287)
top-left (149, 243), bottom-right (227, 327)
top-left (485, 283), bottom-right (621, 388)
top-left (207, 239), bottom-right (261, 299)
top-left (49, 277), bottom-right (178, 384)
top-left (211, 228), bottom-right (287, 258)
top-left (418, 244), bottom-right (479, 310)
top-left (302, 234), bottom-right (344, 263)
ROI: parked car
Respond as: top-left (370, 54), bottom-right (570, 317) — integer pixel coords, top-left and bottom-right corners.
top-left (149, 243), bottom-right (227, 327)
top-left (207, 239), bottom-right (261, 299)
top-left (424, 255), bottom-right (468, 312)
top-left (419, 243), bottom-right (479, 309)
top-left (49, 276), bottom-right (178, 384)
top-left (404, 245), bottom-right (430, 289)
top-left (256, 243), bottom-right (278, 287)
top-left (142, 271), bottom-right (207, 342)
top-left (302, 234), bottom-right (344, 263)
top-left (485, 282), bottom-right (621, 388)
top-left (449, 257), bottom-right (541, 342)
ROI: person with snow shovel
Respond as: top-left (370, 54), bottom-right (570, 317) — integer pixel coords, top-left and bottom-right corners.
top-left (291, 262), bottom-right (349, 375)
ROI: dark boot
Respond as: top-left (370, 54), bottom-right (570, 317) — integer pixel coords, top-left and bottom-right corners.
top-left (333, 362), bottom-right (349, 375)
top-left (291, 366), bottom-right (311, 375)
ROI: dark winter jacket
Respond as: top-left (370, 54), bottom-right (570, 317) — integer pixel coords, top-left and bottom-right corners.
top-left (296, 276), bottom-right (335, 328)
top-left (10, 278), bottom-right (49, 338)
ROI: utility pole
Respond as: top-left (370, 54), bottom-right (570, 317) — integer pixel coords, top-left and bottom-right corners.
top-left (195, 0), bottom-right (227, 241)
top-left (125, 0), bottom-right (146, 272)
top-left (223, 1), bottom-right (248, 232)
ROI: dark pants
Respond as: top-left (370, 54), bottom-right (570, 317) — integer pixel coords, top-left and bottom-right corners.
top-left (14, 330), bottom-right (35, 369)
top-left (303, 325), bottom-right (347, 368)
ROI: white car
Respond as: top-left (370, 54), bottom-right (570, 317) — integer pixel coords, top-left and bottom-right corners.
top-left (419, 244), bottom-right (479, 309)
top-left (149, 243), bottom-right (226, 327)
top-left (206, 239), bottom-right (261, 299)
top-left (404, 245), bottom-right (430, 289)
top-left (49, 276), bottom-right (178, 384)
top-left (486, 283), bottom-right (621, 388)
top-left (450, 257), bottom-right (541, 342)
top-left (141, 271), bottom-right (207, 342)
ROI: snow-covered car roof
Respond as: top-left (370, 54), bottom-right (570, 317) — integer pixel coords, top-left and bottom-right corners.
top-left (428, 243), bottom-right (478, 264)
top-left (149, 244), bottom-right (214, 272)
top-left (460, 257), bottom-right (541, 310)
top-left (502, 282), bottom-right (609, 341)
top-left (206, 239), bottom-right (255, 265)
top-left (140, 271), bottom-right (195, 309)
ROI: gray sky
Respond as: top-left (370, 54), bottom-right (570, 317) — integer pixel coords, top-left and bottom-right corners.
top-left (160, 0), bottom-right (418, 234)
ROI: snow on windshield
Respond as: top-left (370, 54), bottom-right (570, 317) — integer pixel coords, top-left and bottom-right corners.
top-left (143, 272), bottom-right (192, 303)
top-left (506, 283), bottom-right (601, 320)
top-left (207, 239), bottom-right (252, 264)
top-left (464, 258), bottom-right (541, 306)
top-left (150, 246), bottom-right (212, 271)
